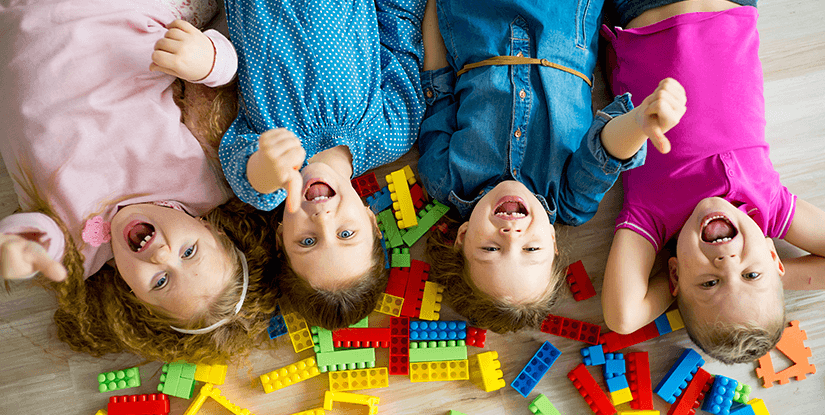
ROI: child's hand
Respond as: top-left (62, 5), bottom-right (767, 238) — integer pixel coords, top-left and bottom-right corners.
top-left (247, 129), bottom-right (307, 213)
top-left (0, 234), bottom-right (67, 282)
top-left (634, 78), bottom-right (687, 154)
top-left (150, 20), bottom-right (215, 82)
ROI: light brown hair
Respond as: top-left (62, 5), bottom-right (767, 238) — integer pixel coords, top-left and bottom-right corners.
top-left (277, 222), bottom-right (387, 329)
top-left (425, 215), bottom-right (567, 333)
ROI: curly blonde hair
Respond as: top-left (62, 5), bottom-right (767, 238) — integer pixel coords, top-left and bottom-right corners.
top-left (277, 221), bottom-right (387, 329)
top-left (425, 214), bottom-right (567, 333)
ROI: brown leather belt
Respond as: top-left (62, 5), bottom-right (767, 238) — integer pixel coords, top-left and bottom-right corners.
top-left (457, 55), bottom-right (592, 87)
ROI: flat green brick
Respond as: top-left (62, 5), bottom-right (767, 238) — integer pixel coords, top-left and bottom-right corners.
top-left (98, 367), bottom-right (141, 393)
top-left (316, 348), bottom-right (376, 373)
top-left (409, 340), bottom-right (468, 363)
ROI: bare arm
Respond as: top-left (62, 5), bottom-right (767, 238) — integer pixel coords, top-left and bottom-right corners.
top-left (780, 198), bottom-right (825, 290)
top-left (422, 0), bottom-right (447, 71)
top-left (602, 229), bottom-right (675, 333)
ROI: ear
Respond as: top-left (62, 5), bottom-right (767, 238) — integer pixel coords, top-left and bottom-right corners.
top-left (454, 221), bottom-right (469, 248)
top-left (766, 238), bottom-right (785, 276)
top-left (668, 257), bottom-right (680, 296)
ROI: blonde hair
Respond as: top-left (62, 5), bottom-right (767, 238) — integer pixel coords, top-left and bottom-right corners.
top-left (50, 197), bottom-right (282, 363)
top-left (277, 222), bottom-right (387, 329)
top-left (425, 215), bottom-right (567, 333)
top-left (677, 291), bottom-right (785, 364)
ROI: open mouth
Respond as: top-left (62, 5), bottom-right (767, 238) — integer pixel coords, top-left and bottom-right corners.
top-left (305, 180), bottom-right (336, 202)
top-left (700, 213), bottom-right (738, 244)
top-left (124, 221), bottom-right (156, 252)
top-left (494, 196), bottom-right (528, 220)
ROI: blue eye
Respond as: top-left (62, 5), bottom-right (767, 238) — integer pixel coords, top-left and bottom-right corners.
top-left (339, 230), bottom-right (354, 238)
top-left (482, 247), bottom-right (499, 252)
top-left (524, 247), bottom-right (540, 252)
top-left (743, 272), bottom-right (761, 280)
top-left (300, 237), bottom-right (316, 247)
top-left (182, 245), bottom-right (196, 259)
top-left (154, 273), bottom-right (168, 290)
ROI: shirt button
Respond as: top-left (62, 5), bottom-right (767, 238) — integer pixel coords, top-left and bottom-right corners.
top-left (519, 89), bottom-right (526, 99)
top-left (426, 89), bottom-right (433, 98)
top-left (514, 129), bottom-right (522, 138)
top-left (516, 52), bottom-right (523, 58)
top-left (512, 169), bottom-right (518, 176)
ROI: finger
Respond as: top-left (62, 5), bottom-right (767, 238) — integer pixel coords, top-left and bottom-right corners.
top-left (660, 78), bottom-right (687, 104)
top-left (167, 19), bottom-right (197, 34)
top-left (31, 253), bottom-right (67, 282)
top-left (150, 51), bottom-right (181, 75)
top-left (153, 38), bottom-right (180, 54)
top-left (285, 171), bottom-right (304, 214)
top-left (648, 124), bottom-right (671, 154)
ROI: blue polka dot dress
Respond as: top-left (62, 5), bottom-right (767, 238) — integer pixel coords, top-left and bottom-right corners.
top-left (219, 0), bottom-right (427, 210)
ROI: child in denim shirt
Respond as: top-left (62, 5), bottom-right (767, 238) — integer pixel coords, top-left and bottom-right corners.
top-left (419, 0), bottom-right (685, 332)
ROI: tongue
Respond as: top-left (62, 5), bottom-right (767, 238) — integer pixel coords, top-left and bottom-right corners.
top-left (306, 182), bottom-right (334, 200)
top-left (498, 201), bottom-right (522, 214)
top-left (703, 218), bottom-right (735, 241)
top-left (128, 223), bottom-right (153, 247)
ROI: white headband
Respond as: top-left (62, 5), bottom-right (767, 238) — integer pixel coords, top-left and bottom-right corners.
top-left (170, 248), bottom-right (249, 335)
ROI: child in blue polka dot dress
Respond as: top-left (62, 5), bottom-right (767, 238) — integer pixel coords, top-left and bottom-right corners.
top-left (154, 0), bottom-right (429, 328)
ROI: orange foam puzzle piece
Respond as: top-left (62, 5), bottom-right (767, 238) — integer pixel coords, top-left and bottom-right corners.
top-left (755, 320), bottom-right (816, 388)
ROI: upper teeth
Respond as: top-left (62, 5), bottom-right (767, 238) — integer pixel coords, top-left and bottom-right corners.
top-left (496, 212), bottom-right (526, 217)
top-left (712, 237), bottom-right (732, 243)
top-left (311, 196), bottom-right (329, 201)
top-left (139, 232), bottom-right (154, 248)
top-left (702, 215), bottom-right (727, 227)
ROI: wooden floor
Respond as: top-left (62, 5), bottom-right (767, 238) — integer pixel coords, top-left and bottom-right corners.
top-left (2, 2), bottom-right (824, 414)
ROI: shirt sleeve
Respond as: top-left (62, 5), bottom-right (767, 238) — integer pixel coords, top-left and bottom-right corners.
top-left (556, 93), bottom-right (647, 226)
top-left (0, 212), bottom-right (66, 268)
top-left (416, 66), bottom-right (458, 206)
top-left (218, 111), bottom-right (287, 211)
top-left (198, 29), bottom-right (238, 88)
top-left (356, 0), bottom-right (427, 175)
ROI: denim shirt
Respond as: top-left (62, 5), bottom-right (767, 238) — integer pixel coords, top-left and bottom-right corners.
top-left (219, 0), bottom-right (426, 211)
top-left (417, 0), bottom-right (645, 224)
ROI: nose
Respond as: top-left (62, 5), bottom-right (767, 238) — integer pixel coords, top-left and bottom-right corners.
top-left (499, 226), bottom-right (523, 238)
top-left (310, 209), bottom-right (333, 222)
top-left (151, 244), bottom-right (172, 264)
top-left (713, 254), bottom-right (737, 266)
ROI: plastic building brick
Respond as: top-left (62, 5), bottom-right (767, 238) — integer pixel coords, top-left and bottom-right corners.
top-left (183, 383), bottom-right (255, 415)
top-left (316, 347), bottom-right (376, 373)
top-left (654, 348), bottom-right (705, 404)
top-left (568, 363), bottom-right (617, 415)
top-left (380, 237), bottom-right (389, 269)
top-left (328, 368), bottom-right (389, 392)
top-left (618, 411), bottom-right (660, 415)
top-left (98, 367), bottom-right (140, 393)
top-left (283, 312), bottom-right (316, 353)
top-left (510, 341), bottom-right (561, 397)
top-left (350, 315), bottom-right (369, 328)
top-left (729, 403), bottom-right (756, 415)
top-left (409, 182), bottom-right (426, 209)
top-left (391, 247), bottom-right (411, 268)
top-left (610, 387), bottom-right (633, 406)
top-left (654, 313), bottom-right (672, 335)
top-left (448, 411), bottom-right (468, 415)
top-left (289, 409), bottom-right (326, 415)
top-left (409, 340), bottom-right (468, 362)
top-left (665, 367), bottom-right (711, 415)
top-left (409, 359), bottom-right (470, 382)
top-left (311, 326), bottom-right (335, 353)
top-left (755, 320), bottom-right (816, 388)
top-left (626, 351), bottom-right (653, 410)
top-left (351, 172), bottom-right (380, 198)
top-left (389, 316), bottom-right (410, 375)
top-left (410, 320), bottom-right (467, 341)
top-left (324, 391), bottom-right (380, 415)
top-left (194, 363), bottom-right (227, 385)
top-left (732, 382), bottom-right (751, 404)
top-left (386, 267), bottom-right (409, 297)
top-left (600, 322), bottom-right (661, 353)
top-left (468, 351), bottom-right (505, 392)
top-left (606, 375), bottom-right (629, 392)
top-left (604, 353), bottom-right (626, 378)
top-left (367, 187), bottom-right (393, 214)
top-left (333, 327), bottom-right (391, 348)
top-left (419, 281), bottom-right (444, 320)
top-left (386, 166), bottom-right (418, 229)
top-left (400, 200), bottom-right (450, 247)
top-left (373, 293), bottom-right (404, 317)
top-left (466, 326), bottom-right (487, 348)
top-left (400, 260), bottom-right (430, 318)
top-left (529, 394), bottom-right (561, 415)
top-left (95, 410), bottom-right (107, 415)
top-left (565, 260), bottom-right (596, 301)
top-left (260, 357), bottom-right (320, 393)
top-left (701, 375), bottom-right (738, 415)
top-left (747, 399), bottom-right (770, 415)
top-left (108, 393), bottom-right (169, 415)
top-left (377, 208), bottom-right (404, 248)
top-left (158, 361), bottom-right (196, 399)
top-left (268, 306), bottom-right (288, 340)
top-left (666, 309), bottom-right (684, 331)
top-left (581, 344), bottom-right (606, 366)
top-left (540, 314), bottom-right (601, 345)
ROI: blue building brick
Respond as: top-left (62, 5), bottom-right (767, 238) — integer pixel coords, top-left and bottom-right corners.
top-left (511, 341), bottom-right (562, 397)
top-left (702, 375), bottom-right (738, 415)
top-left (654, 348), bottom-right (705, 404)
top-left (267, 305), bottom-right (288, 340)
top-left (580, 344), bottom-right (605, 366)
top-left (654, 313), bottom-right (672, 335)
top-left (409, 320), bottom-right (467, 341)
top-left (367, 187), bottom-right (393, 213)
top-left (604, 353), bottom-right (626, 378)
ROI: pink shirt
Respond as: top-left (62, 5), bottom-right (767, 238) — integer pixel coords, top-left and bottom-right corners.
top-left (603, 7), bottom-right (796, 252)
top-left (0, 0), bottom-right (235, 278)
